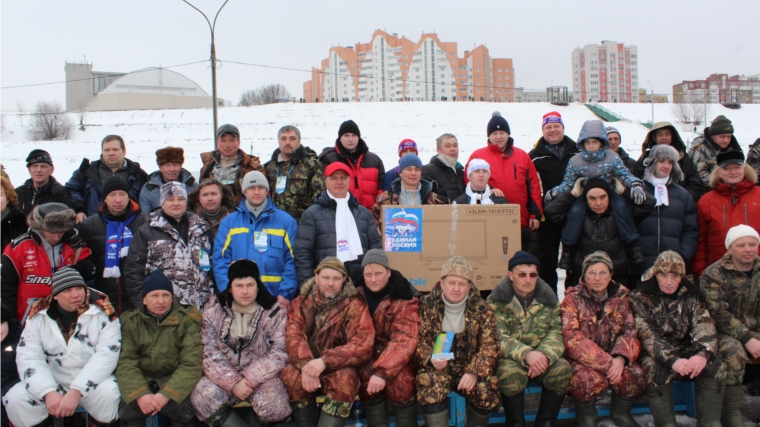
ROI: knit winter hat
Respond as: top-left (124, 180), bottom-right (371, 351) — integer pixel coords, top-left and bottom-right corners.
top-left (642, 250), bottom-right (686, 281)
top-left (217, 124), bottom-right (240, 139)
top-left (103, 177), bottom-right (130, 199)
top-left (362, 249), bottom-right (391, 271)
top-left (467, 158), bottom-right (491, 177)
top-left (441, 256), bottom-right (473, 283)
top-left (582, 178), bottom-right (612, 200)
top-left (508, 251), bottom-right (540, 271)
top-left (398, 139), bottom-right (418, 156)
top-left (26, 149), bottom-right (53, 167)
top-left (315, 256), bottom-right (348, 277)
top-left (541, 111), bottom-right (564, 128)
top-left (28, 203), bottom-right (76, 233)
top-left (643, 145), bottom-right (684, 182)
top-left (325, 162), bottom-right (352, 177)
top-left (51, 267), bottom-right (86, 296)
top-left (241, 171), bottom-right (270, 193)
top-left (581, 251), bottom-right (614, 277)
top-left (142, 269), bottom-right (174, 298)
top-left (716, 150), bottom-right (745, 168)
top-left (577, 120), bottom-right (609, 148)
top-left (725, 224), bottom-right (760, 249)
top-left (155, 146), bottom-right (185, 166)
top-left (487, 111), bottom-right (510, 136)
top-left (228, 259), bottom-right (262, 284)
top-left (399, 154), bottom-right (423, 171)
top-left (338, 120), bottom-right (361, 138)
top-left (606, 126), bottom-right (621, 139)
top-left (159, 181), bottom-right (187, 206)
top-left (708, 115), bottom-right (734, 136)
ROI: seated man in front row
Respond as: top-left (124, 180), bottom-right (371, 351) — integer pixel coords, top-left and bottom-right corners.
top-left (3, 268), bottom-right (122, 427)
top-left (281, 257), bottom-right (375, 427)
top-left (116, 269), bottom-right (202, 427)
top-left (487, 251), bottom-right (572, 427)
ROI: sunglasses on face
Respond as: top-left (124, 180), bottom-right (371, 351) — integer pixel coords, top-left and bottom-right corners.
top-left (516, 272), bottom-right (538, 278)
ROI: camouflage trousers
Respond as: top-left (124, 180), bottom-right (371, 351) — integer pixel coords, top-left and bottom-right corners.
top-left (190, 375), bottom-right (292, 422)
top-left (496, 357), bottom-right (573, 397)
top-left (567, 360), bottom-right (646, 403)
top-left (415, 365), bottom-right (500, 411)
top-left (280, 363), bottom-right (359, 418)
top-left (359, 360), bottom-right (416, 404)
top-left (718, 335), bottom-right (749, 385)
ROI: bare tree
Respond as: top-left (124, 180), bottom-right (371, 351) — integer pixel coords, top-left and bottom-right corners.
top-left (670, 100), bottom-right (712, 126)
top-left (26, 100), bottom-right (74, 141)
top-left (238, 84), bottom-right (291, 106)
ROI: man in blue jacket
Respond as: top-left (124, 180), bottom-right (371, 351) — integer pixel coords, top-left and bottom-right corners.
top-left (213, 170), bottom-right (298, 308)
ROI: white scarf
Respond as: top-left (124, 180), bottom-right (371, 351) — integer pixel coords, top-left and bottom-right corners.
top-left (464, 183), bottom-right (493, 205)
top-left (647, 176), bottom-right (670, 206)
top-left (327, 190), bottom-right (363, 262)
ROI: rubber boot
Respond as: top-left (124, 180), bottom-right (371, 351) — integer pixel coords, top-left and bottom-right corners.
top-left (218, 411), bottom-right (249, 427)
top-left (721, 384), bottom-right (746, 427)
top-left (644, 383), bottom-right (676, 427)
top-left (533, 389), bottom-right (565, 427)
top-left (421, 409), bottom-right (450, 427)
top-left (317, 412), bottom-right (349, 427)
top-left (291, 403), bottom-right (320, 427)
top-left (500, 392), bottom-right (526, 427)
top-left (609, 393), bottom-right (640, 427)
top-left (392, 403), bottom-right (419, 427)
top-left (573, 398), bottom-right (597, 427)
top-left (558, 245), bottom-right (576, 270)
top-left (362, 397), bottom-right (389, 427)
top-left (172, 417), bottom-right (201, 427)
top-left (465, 403), bottom-right (490, 427)
top-left (695, 377), bottom-right (724, 427)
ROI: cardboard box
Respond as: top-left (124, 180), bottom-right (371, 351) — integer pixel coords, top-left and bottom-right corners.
top-left (381, 204), bottom-right (522, 292)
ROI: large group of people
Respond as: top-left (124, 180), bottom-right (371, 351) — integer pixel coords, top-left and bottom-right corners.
top-left (1, 112), bottom-right (759, 427)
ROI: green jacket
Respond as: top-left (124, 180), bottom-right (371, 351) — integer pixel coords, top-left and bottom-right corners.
top-left (487, 276), bottom-right (564, 367)
top-left (700, 253), bottom-right (760, 344)
top-left (116, 300), bottom-right (202, 404)
top-left (263, 145), bottom-right (325, 222)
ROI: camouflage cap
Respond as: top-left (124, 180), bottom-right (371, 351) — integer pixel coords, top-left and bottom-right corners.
top-left (581, 251), bottom-right (613, 277)
top-left (641, 250), bottom-right (686, 281)
top-left (314, 256), bottom-right (348, 277)
top-left (441, 256), bottom-right (473, 282)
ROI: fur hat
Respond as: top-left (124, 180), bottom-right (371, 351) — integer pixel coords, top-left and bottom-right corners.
top-left (717, 150), bottom-right (745, 168)
top-left (224, 259), bottom-right (277, 309)
top-left (28, 203), bottom-right (76, 233)
top-left (642, 250), bottom-right (686, 281)
top-left (156, 147), bottom-right (184, 166)
top-left (441, 256), bottom-right (473, 283)
top-left (643, 145), bottom-right (684, 182)
top-left (487, 111), bottom-right (510, 136)
top-left (581, 251), bottom-right (614, 277)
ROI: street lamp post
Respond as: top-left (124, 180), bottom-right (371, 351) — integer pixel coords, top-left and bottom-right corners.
top-left (181, 0), bottom-right (230, 149)
top-left (647, 80), bottom-right (654, 123)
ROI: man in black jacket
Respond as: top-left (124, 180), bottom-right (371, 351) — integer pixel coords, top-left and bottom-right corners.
top-left (77, 177), bottom-right (148, 313)
top-left (422, 133), bottom-right (465, 203)
top-left (15, 149), bottom-right (72, 215)
top-left (529, 112), bottom-right (579, 293)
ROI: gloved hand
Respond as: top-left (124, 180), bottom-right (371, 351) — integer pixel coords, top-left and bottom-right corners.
top-left (544, 189), bottom-right (558, 204)
top-left (570, 178), bottom-right (586, 198)
top-left (612, 178), bottom-right (626, 195)
top-left (631, 184), bottom-right (646, 205)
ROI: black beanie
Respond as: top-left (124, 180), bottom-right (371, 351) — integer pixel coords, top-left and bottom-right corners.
top-left (487, 111), bottom-right (511, 136)
top-left (338, 120), bottom-right (361, 138)
top-left (141, 269), bottom-right (174, 298)
top-left (103, 177), bottom-right (130, 198)
top-left (508, 250), bottom-right (540, 270)
top-left (582, 178), bottom-right (612, 199)
top-left (708, 115), bottom-right (734, 136)
top-left (26, 149), bottom-right (53, 167)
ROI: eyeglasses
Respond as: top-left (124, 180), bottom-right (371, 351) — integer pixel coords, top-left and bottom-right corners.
top-left (586, 270), bottom-right (611, 278)
top-left (516, 272), bottom-right (539, 278)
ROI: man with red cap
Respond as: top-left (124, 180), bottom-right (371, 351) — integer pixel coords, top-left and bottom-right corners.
top-left (529, 111), bottom-right (580, 293)
top-left (294, 162), bottom-right (382, 285)
top-left (383, 139), bottom-right (419, 191)
top-left (466, 112), bottom-right (543, 252)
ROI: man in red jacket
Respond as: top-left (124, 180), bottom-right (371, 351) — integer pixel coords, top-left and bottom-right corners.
top-left (466, 112), bottom-right (543, 251)
top-left (693, 150), bottom-right (760, 276)
top-left (319, 120), bottom-right (385, 210)
top-left (1, 203), bottom-right (95, 320)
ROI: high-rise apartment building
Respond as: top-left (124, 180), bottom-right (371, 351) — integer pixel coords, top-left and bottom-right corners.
top-left (673, 73), bottom-right (760, 104)
top-left (571, 41), bottom-right (638, 103)
top-left (303, 30), bottom-right (514, 103)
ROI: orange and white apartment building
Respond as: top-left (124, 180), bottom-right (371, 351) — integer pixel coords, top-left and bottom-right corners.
top-left (303, 30), bottom-right (514, 103)
top-left (572, 40), bottom-right (639, 103)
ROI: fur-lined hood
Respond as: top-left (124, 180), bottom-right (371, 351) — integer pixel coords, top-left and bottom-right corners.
top-left (708, 163), bottom-right (758, 189)
top-left (489, 275), bottom-right (559, 307)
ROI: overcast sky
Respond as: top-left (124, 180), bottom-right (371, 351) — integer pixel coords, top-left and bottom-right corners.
top-left (2, 0), bottom-right (759, 111)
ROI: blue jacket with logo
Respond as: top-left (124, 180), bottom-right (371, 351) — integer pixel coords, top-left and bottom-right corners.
top-left (213, 198), bottom-right (298, 299)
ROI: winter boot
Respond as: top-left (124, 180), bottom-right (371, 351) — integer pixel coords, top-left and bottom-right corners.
top-left (609, 393), bottom-right (640, 427)
top-left (573, 398), bottom-right (597, 427)
top-left (291, 403), bottom-right (320, 427)
top-left (465, 403), bottom-right (491, 427)
top-left (87, 416), bottom-right (120, 427)
top-left (500, 392), bottom-right (526, 427)
top-left (317, 412), bottom-right (349, 427)
top-left (392, 402), bottom-right (419, 427)
top-left (694, 377), bottom-right (725, 427)
top-left (171, 417), bottom-right (200, 427)
top-left (362, 397), bottom-right (389, 427)
top-left (421, 408), bottom-right (450, 427)
top-left (558, 245), bottom-right (576, 270)
top-left (217, 411), bottom-right (249, 427)
top-left (748, 380), bottom-right (760, 396)
top-left (533, 389), bottom-right (565, 427)
top-left (721, 384), bottom-right (745, 427)
top-left (644, 384), bottom-right (676, 427)
top-left (629, 241), bottom-right (645, 265)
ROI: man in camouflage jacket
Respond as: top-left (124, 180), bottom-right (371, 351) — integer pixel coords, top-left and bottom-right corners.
top-left (748, 137), bottom-right (760, 185)
top-left (487, 251), bottom-right (571, 427)
top-left (629, 250), bottom-right (741, 427)
top-left (414, 256), bottom-right (499, 427)
top-left (264, 125), bottom-right (325, 222)
top-left (687, 115), bottom-right (743, 187)
top-left (700, 224), bottom-right (759, 426)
